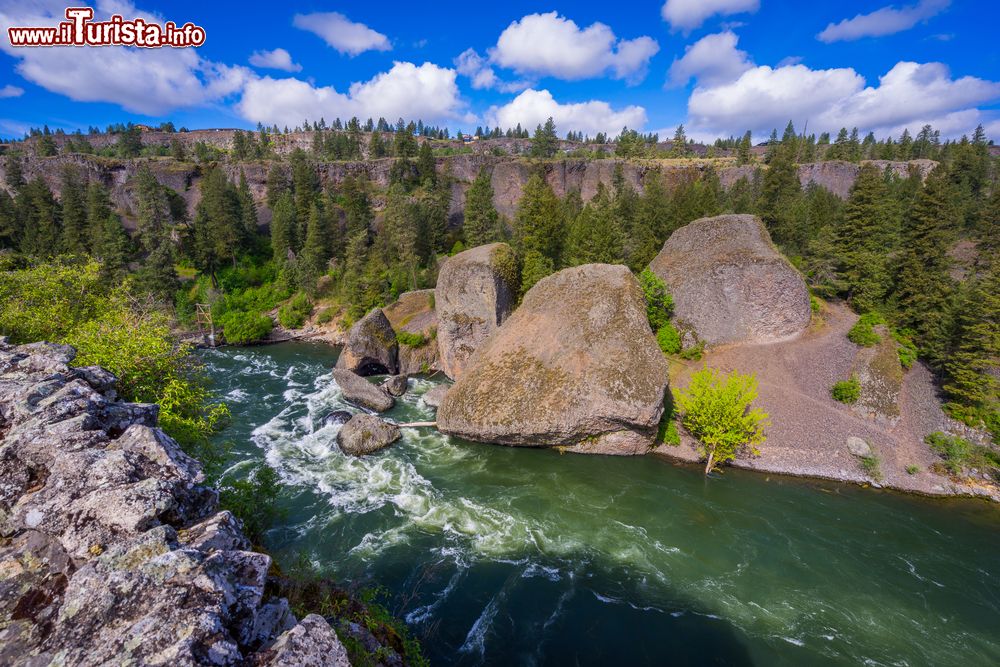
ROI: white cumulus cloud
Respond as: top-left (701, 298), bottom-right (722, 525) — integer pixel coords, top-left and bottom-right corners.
top-left (489, 12), bottom-right (658, 83)
top-left (0, 0), bottom-right (249, 116)
top-left (818, 0), bottom-right (950, 43)
top-left (237, 61), bottom-right (472, 128)
top-left (486, 89), bottom-right (647, 137)
top-left (292, 12), bottom-right (391, 56)
top-left (685, 57), bottom-right (1000, 139)
top-left (661, 0), bottom-right (760, 32)
top-left (248, 48), bottom-right (301, 73)
top-left (454, 48), bottom-right (530, 93)
top-left (667, 31), bottom-right (752, 88)
top-left (0, 85), bottom-right (25, 98)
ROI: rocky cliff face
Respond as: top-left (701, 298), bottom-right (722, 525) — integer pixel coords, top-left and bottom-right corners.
top-left (438, 264), bottom-right (670, 454)
top-left (0, 154), bottom-right (932, 233)
top-left (649, 214), bottom-right (811, 346)
top-left (0, 339), bottom-right (347, 666)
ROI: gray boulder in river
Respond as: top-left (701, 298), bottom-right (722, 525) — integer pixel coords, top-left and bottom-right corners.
top-left (648, 214), bottom-right (811, 346)
top-left (337, 414), bottom-right (402, 456)
top-left (422, 384), bottom-right (450, 409)
top-left (434, 242), bottom-right (518, 380)
top-left (335, 307), bottom-right (399, 376)
top-left (437, 264), bottom-right (670, 454)
top-left (332, 368), bottom-right (395, 412)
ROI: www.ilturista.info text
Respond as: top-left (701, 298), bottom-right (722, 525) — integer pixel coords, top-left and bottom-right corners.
top-left (7, 7), bottom-right (206, 48)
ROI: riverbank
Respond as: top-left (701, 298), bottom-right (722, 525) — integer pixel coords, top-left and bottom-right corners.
top-left (655, 300), bottom-right (999, 502)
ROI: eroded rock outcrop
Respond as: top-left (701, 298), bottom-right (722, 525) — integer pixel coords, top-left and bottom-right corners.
top-left (383, 290), bottom-right (439, 375)
top-left (336, 307), bottom-right (399, 376)
top-left (437, 264), bottom-right (669, 454)
top-left (434, 243), bottom-right (517, 380)
top-left (649, 214), bottom-right (811, 346)
top-left (0, 338), bottom-right (344, 666)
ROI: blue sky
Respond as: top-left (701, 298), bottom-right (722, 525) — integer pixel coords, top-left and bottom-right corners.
top-left (1, 0), bottom-right (998, 141)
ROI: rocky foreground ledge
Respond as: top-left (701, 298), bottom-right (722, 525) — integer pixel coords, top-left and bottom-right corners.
top-left (0, 338), bottom-right (349, 666)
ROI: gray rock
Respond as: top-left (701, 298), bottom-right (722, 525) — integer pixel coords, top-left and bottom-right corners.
top-left (438, 264), bottom-right (670, 454)
top-left (435, 242), bottom-right (517, 380)
top-left (649, 214), bottom-right (811, 346)
top-left (337, 414), bottom-right (402, 456)
top-left (335, 308), bottom-right (399, 376)
top-left (383, 374), bottom-right (409, 397)
top-left (332, 368), bottom-right (395, 412)
top-left (258, 614), bottom-right (350, 667)
top-left (847, 436), bottom-right (873, 458)
top-left (321, 410), bottom-right (353, 427)
top-left (422, 384), bottom-right (450, 409)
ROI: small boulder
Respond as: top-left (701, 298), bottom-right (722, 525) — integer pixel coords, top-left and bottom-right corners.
top-left (335, 308), bottom-right (399, 376)
top-left (382, 374), bottom-right (409, 397)
top-left (321, 410), bottom-right (353, 427)
top-left (846, 436), bottom-right (873, 458)
top-left (435, 243), bottom-right (517, 380)
top-left (257, 614), bottom-right (350, 667)
top-left (422, 385), bottom-right (449, 409)
top-left (648, 214), bottom-right (811, 345)
top-left (332, 369), bottom-right (394, 412)
top-left (438, 264), bottom-right (669, 454)
top-left (336, 414), bottom-right (402, 456)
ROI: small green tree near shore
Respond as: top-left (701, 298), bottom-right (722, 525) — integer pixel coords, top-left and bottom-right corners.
top-left (675, 367), bottom-right (769, 474)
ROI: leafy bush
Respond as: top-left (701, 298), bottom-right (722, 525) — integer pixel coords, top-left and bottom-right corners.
top-left (847, 312), bottom-right (884, 347)
top-left (316, 308), bottom-right (335, 325)
top-left (396, 330), bottom-right (428, 348)
top-left (220, 311), bottom-right (272, 344)
top-left (218, 464), bottom-right (284, 544)
top-left (679, 342), bottom-right (704, 361)
top-left (892, 329), bottom-right (918, 369)
top-left (906, 465), bottom-right (920, 475)
top-left (810, 295), bottom-right (822, 314)
top-left (860, 454), bottom-right (883, 482)
top-left (656, 392), bottom-right (680, 446)
top-left (449, 240), bottom-right (466, 256)
top-left (278, 292), bottom-right (312, 329)
top-left (656, 323), bottom-right (682, 354)
top-left (831, 376), bottom-right (861, 404)
top-left (675, 367), bottom-right (769, 474)
top-left (925, 431), bottom-right (1000, 478)
top-left (639, 268), bottom-right (674, 331)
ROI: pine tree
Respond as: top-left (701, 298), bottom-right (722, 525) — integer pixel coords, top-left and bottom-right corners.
top-left (85, 181), bottom-right (114, 254)
top-left (300, 202), bottom-right (332, 291)
top-left (265, 163), bottom-right (290, 209)
top-left (736, 131), bottom-right (752, 165)
top-left (836, 164), bottom-right (894, 312)
top-left (518, 249), bottom-right (554, 297)
top-left (132, 166), bottom-right (177, 302)
top-left (944, 266), bottom-right (1000, 409)
top-left (16, 178), bottom-right (60, 257)
top-left (564, 184), bottom-right (622, 266)
top-left (5, 153), bottom-right (25, 191)
top-left (464, 167), bottom-right (502, 247)
top-left (270, 191), bottom-right (296, 264)
top-left (895, 167), bottom-right (958, 362)
top-left (514, 173), bottom-right (564, 267)
top-left (237, 171), bottom-right (258, 242)
top-left (58, 165), bottom-right (87, 254)
top-left (192, 167), bottom-right (242, 285)
top-left (95, 212), bottom-right (130, 283)
top-left (417, 141), bottom-right (436, 184)
top-left (530, 117), bottom-right (558, 158)
top-left (759, 145), bottom-right (801, 249)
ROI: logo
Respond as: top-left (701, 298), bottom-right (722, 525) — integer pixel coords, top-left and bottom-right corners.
top-left (7, 7), bottom-right (206, 48)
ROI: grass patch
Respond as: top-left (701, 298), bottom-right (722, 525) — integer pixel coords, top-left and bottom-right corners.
top-left (925, 431), bottom-right (1000, 479)
top-left (679, 342), bottom-right (704, 361)
top-left (396, 330), bottom-right (428, 348)
top-left (831, 376), bottom-right (861, 404)
top-left (860, 454), bottom-right (883, 482)
top-left (906, 464), bottom-right (920, 475)
top-left (278, 292), bottom-right (312, 329)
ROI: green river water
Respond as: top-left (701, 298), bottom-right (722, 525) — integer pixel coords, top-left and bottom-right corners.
top-left (201, 342), bottom-right (1000, 666)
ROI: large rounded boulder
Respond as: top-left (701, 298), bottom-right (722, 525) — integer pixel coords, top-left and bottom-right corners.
top-left (648, 214), bottom-right (811, 345)
top-left (337, 414), bottom-right (401, 456)
top-left (434, 243), bottom-right (518, 380)
top-left (335, 308), bottom-right (399, 376)
top-left (437, 264), bottom-right (669, 455)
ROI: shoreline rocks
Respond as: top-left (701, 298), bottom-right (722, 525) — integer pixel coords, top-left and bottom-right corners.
top-left (333, 368), bottom-right (395, 412)
top-left (649, 214), bottom-right (811, 346)
top-left (438, 264), bottom-right (670, 454)
top-left (435, 243), bottom-right (517, 380)
top-left (0, 339), bottom-right (346, 665)
top-left (337, 414), bottom-right (402, 456)
top-left (335, 308), bottom-right (399, 376)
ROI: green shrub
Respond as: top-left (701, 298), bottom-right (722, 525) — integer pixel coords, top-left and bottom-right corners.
top-left (220, 311), bottom-right (272, 344)
top-left (278, 292), bottom-right (312, 329)
top-left (656, 393), bottom-right (680, 446)
top-left (906, 465), bottom-right (920, 475)
top-left (810, 295), bottom-right (822, 314)
top-left (847, 312), bottom-right (884, 347)
top-left (893, 329), bottom-right (917, 369)
top-left (396, 330), bottom-right (428, 348)
top-left (656, 323), bottom-right (681, 354)
top-left (831, 376), bottom-right (861, 404)
top-left (675, 367), bottom-right (769, 474)
top-left (639, 268), bottom-right (673, 331)
top-left (449, 240), bottom-right (466, 256)
top-left (924, 431), bottom-right (1000, 478)
top-left (679, 342), bottom-right (704, 361)
top-left (219, 464), bottom-right (284, 544)
top-left (860, 454), bottom-right (883, 481)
